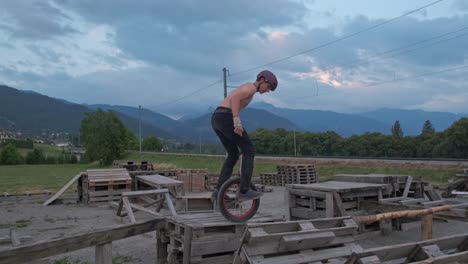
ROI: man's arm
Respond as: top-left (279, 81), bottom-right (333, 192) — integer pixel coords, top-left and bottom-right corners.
top-left (229, 84), bottom-right (256, 136)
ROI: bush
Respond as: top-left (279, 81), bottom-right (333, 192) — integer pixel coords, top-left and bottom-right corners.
top-left (26, 148), bottom-right (46, 164)
top-left (0, 144), bottom-right (23, 165)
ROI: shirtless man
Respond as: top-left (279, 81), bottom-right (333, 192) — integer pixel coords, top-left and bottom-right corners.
top-left (211, 70), bottom-right (278, 201)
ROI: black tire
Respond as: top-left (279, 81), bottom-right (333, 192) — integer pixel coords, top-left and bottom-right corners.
top-left (217, 176), bottom-right (260, 223)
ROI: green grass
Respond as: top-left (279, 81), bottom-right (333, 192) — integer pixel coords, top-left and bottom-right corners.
top-left (0, 163), bottom-right (102, 192)
top-left (0, 153), bottom-right (461, 192)
top-left (126, 153), bottom-right (458, 186)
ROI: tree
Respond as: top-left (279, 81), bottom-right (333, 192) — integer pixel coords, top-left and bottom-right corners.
top-left (26, 148), bottom-right (46, 164)
top-left (80, 109), bottom-right (132, 165)
top-left (436, 118), bottom-right (468, 158)
top-left (391, 120), bottom-right (404, 138)
top-left (0, 144), bottom-right (23, 165)
top-left (142, 136), bottom-right (163, 151)
top-left (421, 120), bottom-right (435, 137)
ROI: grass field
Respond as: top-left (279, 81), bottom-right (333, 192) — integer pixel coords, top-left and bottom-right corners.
top-left (0, 163), bottom-right (102, 193)
top-left (0, 152), bottom-right (461, 192)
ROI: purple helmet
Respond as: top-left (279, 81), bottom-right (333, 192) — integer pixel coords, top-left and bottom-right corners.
top-left (256, 70), bottom-right (278, 91)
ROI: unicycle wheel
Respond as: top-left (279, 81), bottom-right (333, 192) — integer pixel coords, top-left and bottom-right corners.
top-left (217, 176), bottom-right (260, 222)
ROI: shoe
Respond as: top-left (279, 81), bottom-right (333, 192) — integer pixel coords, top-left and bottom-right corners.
top-left (238, 190), bottom-right (263, 201)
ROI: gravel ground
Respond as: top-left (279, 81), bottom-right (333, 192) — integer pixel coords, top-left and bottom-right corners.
top-left (1, 187), bottom-right (468, 264)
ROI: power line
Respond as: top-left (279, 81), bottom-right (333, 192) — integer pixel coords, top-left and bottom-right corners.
top-left (360, 64), bottom-right (468, 89)
top-left (297, 64), bottom-right (468, 100)
top-left (153, 79), bottom-right (222, 108)
top-left (314, 27), bottom-right (468, 75)
top-left (228, 0), bottom-right (445, 78)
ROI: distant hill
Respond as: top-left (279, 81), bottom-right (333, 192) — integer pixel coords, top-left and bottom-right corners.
top-left (88, 104), bottom-right (180, 132)
top-left (2, 85), bottom-right (466, 141)
top-left (251, 102), bottom-right (390, 136)
top-left (0, 85), bottom-right (176, 139)
top-left (0, 85), bottom-right (88, 135)
top-left (359, 108), bottom-right (468, 135)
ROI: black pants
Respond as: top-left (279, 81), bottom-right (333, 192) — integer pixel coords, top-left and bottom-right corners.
top-left (211, 107), bottom-right (255, 193)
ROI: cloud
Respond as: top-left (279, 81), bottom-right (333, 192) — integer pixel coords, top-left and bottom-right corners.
top-left (1, 0), bottom-right (468, 116)
top-left (0, 1), bottom-right (77, 40)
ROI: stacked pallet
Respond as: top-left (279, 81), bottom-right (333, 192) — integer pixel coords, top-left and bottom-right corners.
top-left (176, 169), bottom-right (208, 192)
top-left (234, 216), bottom-right (359, 264)
top-left (112, 160), bottom-right (154, 171)
top-left (81, 169), bottom-right (132, 203)
top-left (205, 173), bottom-right (219, 191)
top-left (259, 172), bottom-right (280, 186)
top-left (277, 164), bottom-right (319, 185)
top-left (162, 212), bottom-right (282, 264)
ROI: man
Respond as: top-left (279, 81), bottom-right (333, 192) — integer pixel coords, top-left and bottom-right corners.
top-left (211, 70), bottom-right (278, 201)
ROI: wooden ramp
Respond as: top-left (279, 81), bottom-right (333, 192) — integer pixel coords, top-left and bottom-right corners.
top-left (43, 173), bottom-right (82, 206)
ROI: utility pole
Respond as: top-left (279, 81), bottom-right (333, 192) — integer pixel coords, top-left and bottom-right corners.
top-left (139, 105), bottom-right (142, 153)
top-left (223, 67), bottom-right (228, 98)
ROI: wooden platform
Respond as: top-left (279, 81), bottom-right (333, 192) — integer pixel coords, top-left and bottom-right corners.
top-left (136, 174), bottom-right (184, 196)
top-left (287, 181), bottom-right (389, 220)
top-left (162, 212), bottom-right (283, 264)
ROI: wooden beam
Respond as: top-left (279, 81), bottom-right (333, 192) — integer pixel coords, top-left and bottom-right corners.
top-left (402, 176), bottom-right (413, 198)
top-left (122, 197), bottom-right (136, 223)
top-left (0, 218), bottom-right (164, 264)
top-left (122, 189), bottom-right (169, 197)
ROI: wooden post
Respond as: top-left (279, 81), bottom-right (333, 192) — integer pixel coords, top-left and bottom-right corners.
top-left (421, 214), bottom-right (433, 240)
top-left (156, 231), bottom-right (168, 264)
top-left (95, 243), bottom-right (112, 264)
top-left (325, 192), bottom-right (334, 217)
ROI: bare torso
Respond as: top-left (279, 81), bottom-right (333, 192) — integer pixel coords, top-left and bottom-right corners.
top-left (219, 83), bottom-right (256, 112)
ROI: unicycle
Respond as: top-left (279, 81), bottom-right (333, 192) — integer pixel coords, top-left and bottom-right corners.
top-left (217, 176), bottom-right (260, 223)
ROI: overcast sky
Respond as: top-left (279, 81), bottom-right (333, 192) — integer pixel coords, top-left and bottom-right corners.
top-left (0, 0), bottom-right (467, 118)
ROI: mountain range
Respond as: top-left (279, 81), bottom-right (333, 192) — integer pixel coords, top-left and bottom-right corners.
top-left (1, 85), bottom-right (466, 143)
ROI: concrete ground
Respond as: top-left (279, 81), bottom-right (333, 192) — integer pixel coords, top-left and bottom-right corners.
top-left (1, 187), bottom-right (468, 263)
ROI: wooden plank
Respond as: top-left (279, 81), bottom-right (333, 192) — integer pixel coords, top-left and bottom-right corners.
top-left (0, 219), bottom-right (164, 264)
top-left (43, 174), bottom-right (82, 206)
top-left (402, 176), bottom-right (413, 198)
top-left (9, 230), bottom-right (20, 247)
top-left (95, 243), bottom-right (112, 264)
top-left (122, 197), bottom-right (136, 223)
top-left (332, 191), bottom-right (347, 216)
top-left (183, 226), bottom-right (192, 264)
top-left (122, 189), bottom-right (169, 197)
top-left (326, 192), bottom-right (334, 217)
top-left (165, 193), bottom-right (177, 216)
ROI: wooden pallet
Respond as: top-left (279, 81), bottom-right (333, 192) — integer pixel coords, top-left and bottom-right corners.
top-left (277, 164), bottom-right (319, 185)
top-left (176, 169), bottom-right (208, 192)
top-left (112, 159), bottom-right (154, 171)
top-left (234, 216), bottom-right (359, 264)
top-left (82, 169), bottom-right (132, 203)
top-left (287, 181), bottom-right (389, 220)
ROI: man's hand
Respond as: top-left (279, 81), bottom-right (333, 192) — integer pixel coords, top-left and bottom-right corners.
top-left (233, 116), bottom-right (243, 136)
top-left (234, 126), bottom-right (244, 136)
